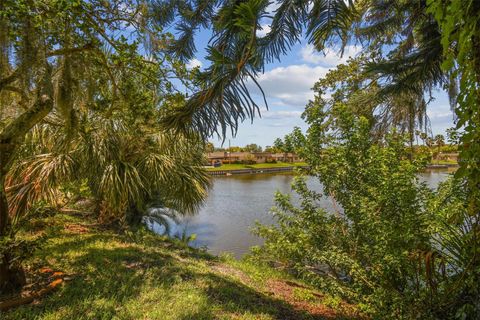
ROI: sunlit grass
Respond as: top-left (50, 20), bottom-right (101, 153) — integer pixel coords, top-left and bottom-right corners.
top-left (3, 213), bottom-right (344, 320)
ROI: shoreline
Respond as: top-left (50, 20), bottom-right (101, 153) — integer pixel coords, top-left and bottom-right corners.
top-left (208, 165), bottom-right (309, 176)
top-left (208, 163), bottom-right (458, 176)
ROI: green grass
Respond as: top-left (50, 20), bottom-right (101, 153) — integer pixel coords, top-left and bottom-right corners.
top-left (429, 159), bottom-right (458, 165)
top-left (2, 213), bottom-right (356, 320)
top-left (206, 162), bottom-right (308, 171)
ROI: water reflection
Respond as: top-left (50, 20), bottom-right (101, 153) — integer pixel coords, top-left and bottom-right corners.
top-left (152, 169), bottom-right (453, 258)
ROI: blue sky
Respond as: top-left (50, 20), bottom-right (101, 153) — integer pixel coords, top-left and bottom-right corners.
top-left (186, 11), bottom-right (455, 148)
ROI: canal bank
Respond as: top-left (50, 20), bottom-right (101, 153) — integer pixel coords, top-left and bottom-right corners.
top-left (208, 165), bottom-right (309, 176)
top-left (208, 164), bottom-right (457, 176)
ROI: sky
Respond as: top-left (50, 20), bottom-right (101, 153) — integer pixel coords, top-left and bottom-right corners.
top-left (185, 9), bottom-right (455, 148)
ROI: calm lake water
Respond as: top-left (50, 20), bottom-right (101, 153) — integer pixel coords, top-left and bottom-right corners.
top-left (155, 169), bottom-right (454, 258)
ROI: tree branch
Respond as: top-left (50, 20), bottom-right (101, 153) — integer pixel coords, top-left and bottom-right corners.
top-left (46, 43), bottom-right (95, 57)
top-left (0, 69), bottom-right (22, 92)
top-left (0, 94), bottom-right (53, 144)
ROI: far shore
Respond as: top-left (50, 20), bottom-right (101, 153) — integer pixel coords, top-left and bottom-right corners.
top-left (205, 161), bottom-right (459, 176)
top-left (205, 162), bottom-right (307, 171)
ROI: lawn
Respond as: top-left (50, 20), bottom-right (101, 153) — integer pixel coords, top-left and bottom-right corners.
top-left (206, 162), bottom-right (308, 171)
top-left (430, 159), bottom-right (458, 165)
top-left (2, 213), bottom-right (360, 320)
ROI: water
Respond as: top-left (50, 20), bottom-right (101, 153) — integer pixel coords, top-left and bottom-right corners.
top-left (154, 169), bottom-right (454, 258)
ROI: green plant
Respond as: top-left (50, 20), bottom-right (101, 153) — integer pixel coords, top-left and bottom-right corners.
top-left (254, 105), bottom-right (478, 318)
top-left (0, 0), bottom-right (212, 293)
top-left (292, 287), bottom-right (316, 302)
top-left (175, 228), bottom-right (197, 245)
top-left (323, 295), bottom-right (342, 310)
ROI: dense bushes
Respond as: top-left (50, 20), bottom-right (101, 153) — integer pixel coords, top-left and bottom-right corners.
top-left (254, 108), bottom-right (479, 319)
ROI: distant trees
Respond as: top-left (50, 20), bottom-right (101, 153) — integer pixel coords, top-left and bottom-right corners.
top-left (243, 143), bottom-right (262, 152)
top-left (271, 127), bottom-right (305, 161)
top-left (227, 146), bottom-right (241, 152)
top-left (207, 143), bottom-right (262, 153)
top-left (434, 134), bottom-right (445, 163)
top-left (435, 134), bottom-right (445, 150)
top-left (205, 142), bottom-right (215, 153)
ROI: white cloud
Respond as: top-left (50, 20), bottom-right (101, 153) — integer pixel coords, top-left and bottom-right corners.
top-left (427, 103), bottom-right (452, 119)
top-left (261, 110), bottom-right (303, 119)
top-left (426, 103), bottom-right (455, 135)
top-left (257, 1), bottom-right (279, 37)
top-left (244, 45), bottom-right (360, 111)
top-left (301, 44), bottom-right (360, 67)
top-left (256, 24), bottom-right (271, 38)
top-left (266, 1), bottom-right (280, 13)
top-left (186, 58), bottom-right (202, 69)
top-left (250, 64), bottom-right (331, 106)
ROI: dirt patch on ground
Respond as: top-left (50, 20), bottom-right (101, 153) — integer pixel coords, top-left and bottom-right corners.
top-left (64, 223), bottom-right (91, 234)
top-left (211, 263), bottom-right (363, 319)
top-left (0, 267), bottom-right (72, 312)
top-left (266, 279), bottom-right (363, 319)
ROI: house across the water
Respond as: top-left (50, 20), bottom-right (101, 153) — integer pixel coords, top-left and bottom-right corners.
top-left (206, 151), bottom-right (302, 165)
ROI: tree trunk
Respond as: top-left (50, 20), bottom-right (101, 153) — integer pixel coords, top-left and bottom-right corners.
top-left (0, 93), bottom-right (53, 294)
top-left (0, 180), bottom-right (10, 293)
top-left (0, 144), bottom-right (25, 294)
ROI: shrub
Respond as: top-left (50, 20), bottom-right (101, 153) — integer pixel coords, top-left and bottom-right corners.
top-left (254, 108), bottom-right (479, 319)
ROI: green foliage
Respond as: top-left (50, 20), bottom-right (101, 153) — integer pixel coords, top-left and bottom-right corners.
top-left (156, 0), bottom-right (357, 138)
top-left (255, 108), bottom-right (434, 318)
top-left (7, 114), bottom-right (211, 225)
top-left (0, 0), bottom-right (212, 292)
top-left (255, 106), bottom-right (479, 318)
top-left (243, 143), bottom-right (263, 152)
top-left (424, 5), bottom-right (480, 318)
top-left (427, 0), bottom-right (480, 213)
top-left (174, 228), bottom-right (197, 245)
top-left (272, 138), bottom-right (284, 152)
top-left (272, 130), bottom-right (303, 154)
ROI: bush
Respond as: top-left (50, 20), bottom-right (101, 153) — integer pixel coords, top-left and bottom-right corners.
top-left (254, 108), bottom-right (479, 319)
top-left (440, 145), bottom-right (458, 153)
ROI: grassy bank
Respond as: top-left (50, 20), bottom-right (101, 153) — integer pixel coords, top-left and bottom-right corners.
top-left (2, 213), bottom-right (359, 320)
top-left (429, 159), bottom-right (458, 165)
top-left (206, 162), bottom-right (308, 172)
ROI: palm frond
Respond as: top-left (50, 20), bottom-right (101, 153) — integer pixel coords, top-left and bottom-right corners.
top-left (257, 0), bottom-right (308, 63)
top-left (307, 0), bottom-right (357, 52)
top-left (6, 152), bottom-right (78, 219)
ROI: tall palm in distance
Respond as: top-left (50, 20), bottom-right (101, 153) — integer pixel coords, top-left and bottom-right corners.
top-left (434, 134), bottom-right (445, 163)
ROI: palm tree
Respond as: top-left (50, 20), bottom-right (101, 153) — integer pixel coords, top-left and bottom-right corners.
top-left (415, 130), bottom-right (421, 146)
top-left (155, 0), bottom-right (358, 138)
top-left (0, 0), bottom-right (208, 292)
top-left (151, 1), bottom-right (448, 141)
top-left (434, 134), bottom-right (445, 163)
top-left (419, 132), bottom-right (428, 146)
top-left (7, 114), bottom-right (211, 227)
